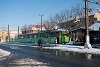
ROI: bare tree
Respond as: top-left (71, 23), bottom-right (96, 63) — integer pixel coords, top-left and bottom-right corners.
top-left (21, 25), bottom-right (28, 31)
top-left (21, 24), bottom-right (33, 34)
top-left (28, 24), bottom-right (33, 30)
top-left (44, 5), bottom-right (85, 30)
top-left (49, 16), bottom-right (57, 27)
top-left (64, 9), bottom-right (70, 21)
top-left (43, 21), bottom-right (50, 30)
top-left (54, 11), bottom-right (67, 23)
top-left (71, 5), bottom-right (85, 20)
top-left (43, 20), bottom-right (55, 30)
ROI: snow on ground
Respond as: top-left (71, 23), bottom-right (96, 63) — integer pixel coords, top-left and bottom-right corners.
top-left (0, 49), bottom-right (11, 58)
top-left (11, 58), bottom-right (51, 66)
top-left (0, 43), bottom-right (11, 58)
top-left (16, 43), bottom-right (100, 55)
top-left (43, 45), bottom-right (100, 55)
top-left (1, 42), bottom-right (100, 55)
top-left (0, 42), bottom-right (11, 58)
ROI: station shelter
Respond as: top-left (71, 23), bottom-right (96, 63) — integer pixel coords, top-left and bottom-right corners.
top-left (71, 27), bottom-right (100, 45)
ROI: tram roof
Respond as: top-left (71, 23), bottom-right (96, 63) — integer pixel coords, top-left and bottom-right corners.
top-left (18, 33), bottom-right (37, 36)
top-left (50, 29), bottom-right (66, 32)
top-left (71, 27), bottom-right (100, 32)
top-left (37, 29), bottom-right (66, 33)
top-left (18, 29), bottom-right (67, 36)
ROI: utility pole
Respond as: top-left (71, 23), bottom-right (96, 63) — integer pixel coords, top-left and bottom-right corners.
top-left (84, 0), bottom-right (92, 49)
top-left (8, 24), bottom-right (10, 42)
top-left (39, 14), bottom-right (44, 32)
top-left (18, 25), bottom-right (19, 38)
top-left (39, 14), bottom-right (44, 47)
top-left (1, 27), bottom-right (4, 42)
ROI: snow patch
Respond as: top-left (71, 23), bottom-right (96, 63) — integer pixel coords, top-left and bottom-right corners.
top-left (0, 49), bottom-right (11, 58)
top-left (9, 46), bottom-right (19, 49)
top-left (43, 45), bottom-right (100, 55)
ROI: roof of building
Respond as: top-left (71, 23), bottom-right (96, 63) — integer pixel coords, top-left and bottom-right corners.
top-left (89, 9), bottom-right (100, 16)
top-left (32, 25), bottom-right (41, 28)
top-left (89, 21), bottom-right (100, 30)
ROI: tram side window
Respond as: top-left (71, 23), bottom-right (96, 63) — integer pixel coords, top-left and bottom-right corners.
top-left (29, 35), bottom-right (32, 38)
top-left (33, 35), bottom-right (37, 38)
top-left (25, 35), bottom-right (28, 38)
top-left (51, 33), bottom-right (55, 37)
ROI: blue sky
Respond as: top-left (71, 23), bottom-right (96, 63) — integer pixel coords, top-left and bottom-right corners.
top-left (0, 0), bottom-right (100, 30)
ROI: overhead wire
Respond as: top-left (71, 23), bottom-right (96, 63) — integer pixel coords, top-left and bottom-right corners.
top-left (83, 0), bottom-right (100, 5)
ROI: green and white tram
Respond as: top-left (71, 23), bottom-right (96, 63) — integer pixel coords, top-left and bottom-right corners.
top-left (12, 29), bottom-right (70, 44)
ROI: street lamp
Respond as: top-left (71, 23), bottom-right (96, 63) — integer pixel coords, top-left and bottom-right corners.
top-left (84, 0), bottom-right (92, 49)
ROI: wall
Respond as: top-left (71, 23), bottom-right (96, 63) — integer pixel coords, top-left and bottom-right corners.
top-left (94, 12), bottom-right (100, 21)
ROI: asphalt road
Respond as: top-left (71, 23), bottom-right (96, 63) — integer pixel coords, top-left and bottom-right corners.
top-left (0, 44), bottom-right (100, 67)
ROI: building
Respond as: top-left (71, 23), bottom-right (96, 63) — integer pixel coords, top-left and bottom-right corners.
top-left (92, 10), bottom-right (100, 21)
top-left (89, 21), bottom-right (100, 30)
top-left (71, 21), bottom-right (100, 45)
top-left (10, 30), bottom-right (21, 41)
top-left (21, 25), bottom-right (45, 34)
top-left (0, 30), bottom-right (8, 42)
top-left (59, 10), bottom-right (100, 30)
top-left (0, 30), bottom-right (21, 42)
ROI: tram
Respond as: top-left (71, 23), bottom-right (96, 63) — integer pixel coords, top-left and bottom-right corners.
top-left (12, 29), bottom-right (70, 44)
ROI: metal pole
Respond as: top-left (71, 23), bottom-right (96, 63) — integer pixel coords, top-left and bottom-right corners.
top-left (39, 15), bottom-right (44, 32)
top-left (41, 15), bottom-right (43, 32)
top-left (1, 27), bottom-right (4, 42)
top-left (18, 25), bottom-right (19, 38)
top-left (8, 25), bottom-right (10, 42)
top-left (39, 14), bottom-right (44, 47)
top-left (85, 0), bottom-right (89, 37)
top-left (84, 0), bottom-right (92, 49)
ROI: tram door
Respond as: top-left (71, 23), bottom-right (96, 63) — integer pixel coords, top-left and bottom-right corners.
top-left (63, 34), bottom-right (70, 43)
